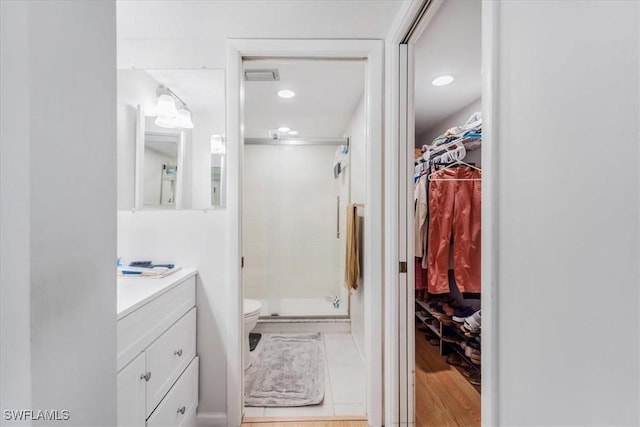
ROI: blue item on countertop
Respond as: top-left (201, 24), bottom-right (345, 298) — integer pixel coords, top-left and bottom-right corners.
top-left (129, 260), bottom-right (153, 267)
top-left (152, 264), bottom-right (175, 269)
top-left (129, 261), bottom-right (175, 269)
top-left (121, 270), bottom-right (143, 275)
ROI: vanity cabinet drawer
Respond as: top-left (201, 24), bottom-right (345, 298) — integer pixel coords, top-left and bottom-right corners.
top-left (118, 276), bottom-right (195, 371)
top-left (147, 357), bottom-right (198, 427)
top-left (145, 308), bottom-right (196, 416)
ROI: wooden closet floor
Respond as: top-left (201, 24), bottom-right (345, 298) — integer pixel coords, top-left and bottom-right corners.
top-left (415, 324), bottom-right (481, 427)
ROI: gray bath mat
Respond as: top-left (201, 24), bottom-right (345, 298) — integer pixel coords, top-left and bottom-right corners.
top-left (244, 333), bottom-right (325, 407)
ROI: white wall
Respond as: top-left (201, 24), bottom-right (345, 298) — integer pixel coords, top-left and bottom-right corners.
top-left (0, 1), bottom-right (117, 425)
top-left (0, 1), bottom-right (32, 421)
top-left (343, 95), bottom-right (366, 356)
top-left (117, 211), bottom-right (228, 417)
top-left (493, 1), bottom-right (639, 425)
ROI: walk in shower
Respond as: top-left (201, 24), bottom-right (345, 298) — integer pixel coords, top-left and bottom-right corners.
top-left (243, 139), bottom-right (351, 317)
top-left (241, 57), bottom-right (364, 318)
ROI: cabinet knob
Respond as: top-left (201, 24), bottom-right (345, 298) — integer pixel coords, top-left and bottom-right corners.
top-left (140, 372), bottom-right (151, 382)
top-left (177, 406), bottom-right (186, 415)
top-left (174, 349), bottom-right (183, 357)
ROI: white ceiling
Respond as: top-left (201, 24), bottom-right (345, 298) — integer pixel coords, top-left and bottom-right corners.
top-left (117, 0), bottom-right (407, 69)
top-left (244, 59), bottom-right (364, 138)
top-left (117, 0), bottom-right (404, 139)
top-left (413, 0), bottom-right (481, 139)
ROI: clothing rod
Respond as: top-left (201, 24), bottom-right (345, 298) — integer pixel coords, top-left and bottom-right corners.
top-left (245, 138), bottom-right (348, 146)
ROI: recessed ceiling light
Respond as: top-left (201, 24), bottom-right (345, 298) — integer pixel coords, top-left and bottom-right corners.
top-left (288, 130), bottom-right (298, 136)
top-left (278, 126), bottom-right (290, 133)
top-left (432, 75), bottom-right (454, 86)
top-left (278, 89), bottom-right (296, 99)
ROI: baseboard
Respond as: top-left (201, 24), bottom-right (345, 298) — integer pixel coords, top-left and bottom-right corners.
top-left (254, 319), bottom-right (351, 333)
top-left (196, 411), bottom-right (227, 427)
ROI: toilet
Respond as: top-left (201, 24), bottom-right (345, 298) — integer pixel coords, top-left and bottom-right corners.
top-left (243, 299), bottom-right (262, 370)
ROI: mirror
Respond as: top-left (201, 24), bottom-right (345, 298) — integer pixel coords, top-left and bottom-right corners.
top-left (117, 69), bottom-right (226, 210)
top-left (141, 118), bottom-right (183, 208)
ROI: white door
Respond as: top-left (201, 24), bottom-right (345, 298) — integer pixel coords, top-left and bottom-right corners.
top-left (398, 42), bottom-right (415, 426)
top-left (117, 352), bottom-right (146, 427)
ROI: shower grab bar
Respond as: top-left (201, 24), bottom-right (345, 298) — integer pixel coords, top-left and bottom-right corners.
top-left (336, 196), bottom-right (340, 239)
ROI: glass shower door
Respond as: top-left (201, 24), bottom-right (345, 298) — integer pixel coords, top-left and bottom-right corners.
top-left (243, 143), bottom-right (349, 317)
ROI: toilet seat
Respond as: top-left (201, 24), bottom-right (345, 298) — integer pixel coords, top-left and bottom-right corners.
top-left (244, 299), bottom-right (261, 318)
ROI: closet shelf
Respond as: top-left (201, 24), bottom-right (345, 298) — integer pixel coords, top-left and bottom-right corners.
top-left (416, 311), bottom-right (429, 323)
top-left (415, 297), bottom-right (481, 387)
top-left (423, 319), bottom-right (441, 338)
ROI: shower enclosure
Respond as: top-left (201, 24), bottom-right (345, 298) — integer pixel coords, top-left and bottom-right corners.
top-left (243, 139), bottom-right (350, 317)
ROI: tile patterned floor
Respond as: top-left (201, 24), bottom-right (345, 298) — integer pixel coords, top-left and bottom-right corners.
top-left (243, 332), bottom-right (367, 418)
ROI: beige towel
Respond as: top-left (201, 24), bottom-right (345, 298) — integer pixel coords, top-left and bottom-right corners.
top-left (344, 203), bottom-right (360, 292)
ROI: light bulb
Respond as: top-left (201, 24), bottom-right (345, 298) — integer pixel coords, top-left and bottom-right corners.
top-left (278, 90), bottom-right (295, 99)
top-left (432, 75), bottom-right (454, 86)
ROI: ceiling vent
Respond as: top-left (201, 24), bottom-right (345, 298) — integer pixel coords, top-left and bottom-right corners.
top-left (244, 69), bottom-right (280, 82)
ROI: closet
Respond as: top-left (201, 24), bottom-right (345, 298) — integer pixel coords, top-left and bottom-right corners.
top-left (410, 0), bottom-right (482, 425)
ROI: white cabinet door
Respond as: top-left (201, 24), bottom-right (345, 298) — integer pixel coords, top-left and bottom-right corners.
top-left (117, 353), bottom-right (146, 427)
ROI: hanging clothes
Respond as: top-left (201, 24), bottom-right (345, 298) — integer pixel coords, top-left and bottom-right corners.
top-left (344, 203), bottom-right (360, 292)
top-left (414, 173), bottom-right (428, 257)
top-left (427, 166), bottom-right (481, 294)
top-left (414, 258), bottom-right (427, 290)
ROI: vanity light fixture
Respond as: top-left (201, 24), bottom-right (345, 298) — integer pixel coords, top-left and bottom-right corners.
top-left (278, 89), bottom-right (295, 99)
top-left (155, 115), bottom-right (177, 129)
top-left (154, 86), bottom-right (194, 129)
top-left (155, 94), bottom-right (178, 118)
top-left (278, 126), bottom-right (290, 133)
top-left (175, 109), bottom-right (194, 129)
top-left (432, 75), bottom-right (454, 86)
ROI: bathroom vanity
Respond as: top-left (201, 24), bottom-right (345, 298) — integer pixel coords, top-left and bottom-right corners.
top-left (117, 268), bottom-right (198, 427)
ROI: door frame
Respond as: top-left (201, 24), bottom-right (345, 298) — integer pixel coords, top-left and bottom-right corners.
top-left (384, 0), bottom-right (499, 425)
top-left (226, 38), bottom-right (384, 427)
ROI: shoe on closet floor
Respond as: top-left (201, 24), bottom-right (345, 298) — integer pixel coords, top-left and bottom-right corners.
top-left (428, 303), bottom-right (445, 315)
top-left (463, 310), bottom-right (481, 333)
top-left (445, 354), bottom-right (463, 366)
top-left (452, 306), bottom-right (476, 322)
top-left (443, 303), bottom-right (460, 316)
top-left (442, 334), bottom-right (462, 344)
top-left (468, 373), bottom-right (481, 386)
top-left (439, 316), bottom-right (453, 326)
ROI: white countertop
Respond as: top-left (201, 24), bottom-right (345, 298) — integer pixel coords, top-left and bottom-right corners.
top-left (117, 268), bottom-right (197, 320)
